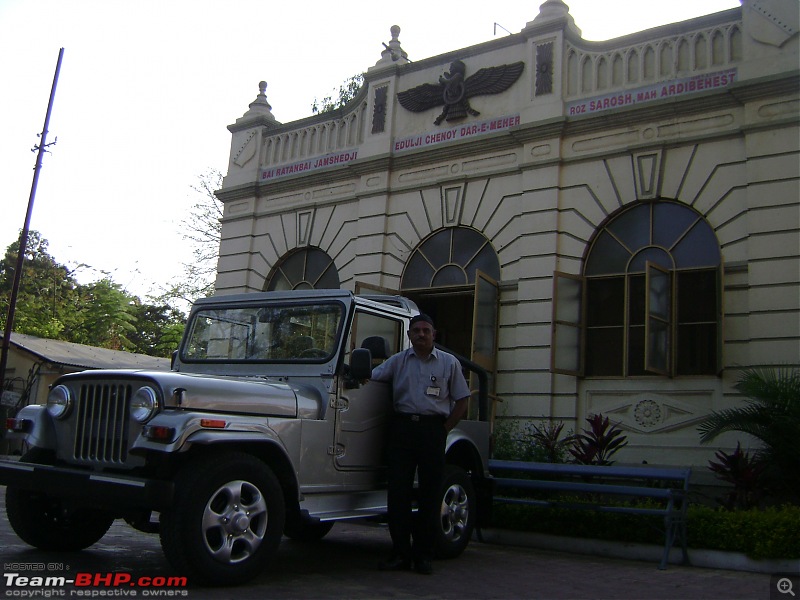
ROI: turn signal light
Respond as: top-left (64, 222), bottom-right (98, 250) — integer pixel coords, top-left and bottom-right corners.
top-left (142, 425), bottom-right (175, 441)
top-left (200, 419), bottom-right (227, 429)
top-left (5, 418), bottom-right (30, 433)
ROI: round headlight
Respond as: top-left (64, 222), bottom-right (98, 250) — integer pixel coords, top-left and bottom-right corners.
top-left (130, 386), bottom-right (160, 423)
top-left (47, 385), bottom-right (73, 419)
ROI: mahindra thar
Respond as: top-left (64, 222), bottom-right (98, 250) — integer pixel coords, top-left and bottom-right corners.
top-left (0, 290), bottom-right (492, 585)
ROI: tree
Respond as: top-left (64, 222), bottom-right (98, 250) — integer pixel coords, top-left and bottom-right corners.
top-left (698, 367), bottom-right (800, 501)
top-left (0, 232), bottom-right (184, 358)
top-left (127, 300), bottom-right (185, 357)
top-left (311, 73), bottom-right (365, 114)
top-left (64, 279), bottom-right (137, 351)
top-left (0, 231), bottom-right (78, 339)
top-left (158, 169), bottom-right (223, 309)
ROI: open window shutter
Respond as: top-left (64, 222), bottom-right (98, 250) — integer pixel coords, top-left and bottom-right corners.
top-left (551, 271), bottom-right (584, 376)
top-left (716, 265), bottom-right (724, 375)
top-left (472, 270), bottom-right (498, 376)
top-left (470, 271), bottom-right (499, 419)
top-left (645, 262), bottom-right (671, 375)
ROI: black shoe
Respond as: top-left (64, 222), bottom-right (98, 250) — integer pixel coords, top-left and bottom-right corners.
top-left (378, 556), bottom-right (412, 571)
top-left (414, 559), bottom-right (433, 575)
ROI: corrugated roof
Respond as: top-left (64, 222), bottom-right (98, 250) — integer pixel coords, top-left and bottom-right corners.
top-left (10, 332), bottom-right (171, 371)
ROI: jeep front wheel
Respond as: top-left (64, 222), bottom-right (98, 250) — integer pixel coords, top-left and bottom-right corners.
top-left (434, 465), bottom-right (476, 559)
top-left (159, 453), bottom-right (285, 586)
top-left (5, 449), bottom-right (114, 551)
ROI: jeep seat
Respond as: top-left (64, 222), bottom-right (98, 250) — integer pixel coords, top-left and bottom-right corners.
top-left (361, 336), bottom-right (390, 366)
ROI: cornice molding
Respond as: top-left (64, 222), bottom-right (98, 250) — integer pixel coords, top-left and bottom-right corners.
top-left (216, 72), bottom-right (798, 204)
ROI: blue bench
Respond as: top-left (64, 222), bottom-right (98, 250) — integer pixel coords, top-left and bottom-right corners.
top-left (488, 459), bottom-right (691, 569)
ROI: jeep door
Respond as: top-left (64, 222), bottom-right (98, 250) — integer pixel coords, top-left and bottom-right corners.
top-left (333, 309), bottom-right (403, 472)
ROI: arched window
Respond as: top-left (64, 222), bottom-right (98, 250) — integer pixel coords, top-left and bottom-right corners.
top-left (400, 226), bottom-right (501, 392)
top-left (265, 247), bottom-right (340, 291)
top-left (553, 201), bottom-right (722, 377)
top-left (400, 226), bottom-right (500, 290)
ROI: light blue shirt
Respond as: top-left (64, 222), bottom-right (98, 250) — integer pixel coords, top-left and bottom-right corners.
top-left (371, 347), bottom-right (471, 417)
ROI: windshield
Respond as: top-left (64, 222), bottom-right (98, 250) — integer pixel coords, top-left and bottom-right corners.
top-left (182, 302), bottom-right (345, 362)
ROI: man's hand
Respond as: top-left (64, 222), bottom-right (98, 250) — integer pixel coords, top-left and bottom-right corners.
top-left (445, 396), bottom-right (469, 432)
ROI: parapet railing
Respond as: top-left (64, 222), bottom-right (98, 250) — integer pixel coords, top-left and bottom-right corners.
top-left (565, 16), bottom-right (742, 98)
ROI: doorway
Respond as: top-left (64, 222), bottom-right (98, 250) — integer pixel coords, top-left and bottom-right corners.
top-left (405, 287), bottom-right (474, 358)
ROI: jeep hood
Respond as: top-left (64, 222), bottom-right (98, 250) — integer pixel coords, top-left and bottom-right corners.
top-left (60, 369), bottom-right (316, 418)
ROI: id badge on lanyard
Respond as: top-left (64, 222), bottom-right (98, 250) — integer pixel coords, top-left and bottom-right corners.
top-left (426, 375), bottom-right (440, 398)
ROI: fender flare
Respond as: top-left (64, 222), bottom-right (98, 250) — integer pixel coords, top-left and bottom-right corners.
top-left (10, 404), bottom-right (57, 450)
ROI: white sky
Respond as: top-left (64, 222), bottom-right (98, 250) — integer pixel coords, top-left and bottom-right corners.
top-left (0, 0), bottom-right (741, 302)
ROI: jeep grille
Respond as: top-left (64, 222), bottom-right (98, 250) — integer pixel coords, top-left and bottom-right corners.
top-left (72, 383), bottom-right (132, 463)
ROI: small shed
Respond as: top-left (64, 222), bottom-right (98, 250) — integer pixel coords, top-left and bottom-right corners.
top-left (2, 332), bottom-right (170, 411)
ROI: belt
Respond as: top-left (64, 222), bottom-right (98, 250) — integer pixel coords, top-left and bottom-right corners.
top-left (393, 412), bottom-right (445, 423)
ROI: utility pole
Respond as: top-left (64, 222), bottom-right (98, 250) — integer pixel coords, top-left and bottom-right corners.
top-left (0, 48), bottom-right (64, 392)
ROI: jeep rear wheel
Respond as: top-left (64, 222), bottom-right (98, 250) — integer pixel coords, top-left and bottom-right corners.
top-left (434, 465), bottom-right (476, 559)
top-left (159, 453), bottom-right (285, 586)
top-left (5, 449), bottom-right (114, 551)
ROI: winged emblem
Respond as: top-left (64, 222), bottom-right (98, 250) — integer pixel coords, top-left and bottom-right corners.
top-left (398, 60), bottom-right (524, 125)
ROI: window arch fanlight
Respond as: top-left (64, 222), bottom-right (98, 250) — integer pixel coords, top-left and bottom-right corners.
top-left (265, 247), bottom-right (340, 291)
top-left (400, 226), bottom-right (500, 290)
top-left (552, 200), bottom-right (722, 378)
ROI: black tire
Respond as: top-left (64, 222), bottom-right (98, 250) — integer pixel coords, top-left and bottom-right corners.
top-left (159, 452), bottom-right (285, 586)
top-left (5, 449), bottom-right (114, 551)
top-left (284, 516), bottom-right (334, 542)
top-left (434, 465), bottom-right (476, 559)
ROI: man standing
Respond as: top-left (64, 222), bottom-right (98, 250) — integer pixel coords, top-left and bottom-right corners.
top-left (370, 313), bottom-right (470, 575)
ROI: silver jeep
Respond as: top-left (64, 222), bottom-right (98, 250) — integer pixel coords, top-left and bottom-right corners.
top-left (0, 290), bottom-right (492, 586)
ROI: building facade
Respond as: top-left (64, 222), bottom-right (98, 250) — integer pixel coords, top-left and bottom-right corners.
top-left (214, 0), bottom-right (799, 466)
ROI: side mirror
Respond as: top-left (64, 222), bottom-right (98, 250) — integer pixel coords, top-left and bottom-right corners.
top-left (349, 348), bottom-right (373, 381)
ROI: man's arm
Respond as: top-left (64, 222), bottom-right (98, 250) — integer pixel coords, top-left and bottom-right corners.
top-left (445, 396), bottom-right (469, 433)
top-left (370, 351), bottom-right (398, 382)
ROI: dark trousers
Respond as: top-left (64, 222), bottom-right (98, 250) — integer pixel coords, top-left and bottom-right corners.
top-left (385, 414), bottom-right (446, 562)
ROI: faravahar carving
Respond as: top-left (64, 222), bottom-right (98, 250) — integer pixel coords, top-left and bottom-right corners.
top-left (397, 60), bottom-right (524, 125)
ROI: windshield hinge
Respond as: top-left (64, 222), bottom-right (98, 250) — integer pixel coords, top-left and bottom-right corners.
top-left (330, 397), bottom-right (348, 410)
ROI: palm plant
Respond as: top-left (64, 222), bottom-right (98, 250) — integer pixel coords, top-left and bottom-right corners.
top-left (698, 367), bottom-right (800, 501)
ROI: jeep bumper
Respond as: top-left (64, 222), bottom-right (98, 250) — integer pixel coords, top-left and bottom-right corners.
top-left (0, 459), bottom-right (174, 511)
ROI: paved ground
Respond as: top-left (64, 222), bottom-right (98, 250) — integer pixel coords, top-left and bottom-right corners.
top-left (0, 488), bottom-right (784, 600)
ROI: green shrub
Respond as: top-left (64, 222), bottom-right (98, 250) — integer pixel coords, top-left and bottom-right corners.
top-left (492, 418), bottom-right (574, 463)
top-left (491, 501), bottom-right (663, 545)
top-left (490, 502), bottom-right (800, 560)
top-left (492, 414), bottom-right (630, 465)
top-left (687, 505), bottom-right (800, 559)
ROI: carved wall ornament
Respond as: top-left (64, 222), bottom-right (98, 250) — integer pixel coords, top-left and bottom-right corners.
top-left (591, 391), bottom-right (707, 434)
top-left (372, 86), bottom-right (388, 134)
top-left (749, 0), bottom-right (798, 47)
top-left (535, 42), bottom-right (554, 95)
top-left (633, 149), bottom-right (663, 200)
top-left (397, 60), bottom-right (524, 126)
top-left (297, 209), bottom-right (314, 246)
top-left (233, 130), bottom-right (258, 167)
top-left (634, 399), bottom-right (662, 428)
